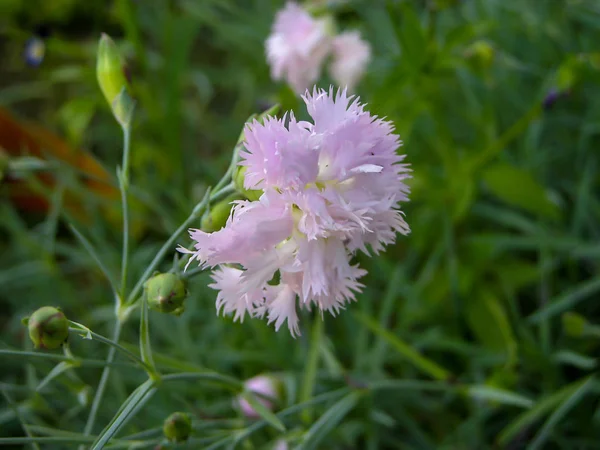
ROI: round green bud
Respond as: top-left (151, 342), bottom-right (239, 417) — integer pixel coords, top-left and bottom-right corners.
top-left (145, 273), bottom-right (187, 314)
top-left (233, 166), bottom-right (263, 201)
top-left (201, 193), bottom-right (243, 232)
top-left (163, 412), bottom-right (192, 443)
top-left (26, 306), bottom-right (69, 350)
top-left (464, 40), bottom-right (495, 72)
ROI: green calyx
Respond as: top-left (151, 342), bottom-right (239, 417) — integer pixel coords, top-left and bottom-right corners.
top-left (201, 193), bottom-right (243, 232)
top-left (145, 273), bottom-right (188, 314)
top-left (233, 166), bottom-right (263, 201)
top-left (25, 306), bottom-right (69, 350)
top-left (163, 412), bottom-right (192, 442)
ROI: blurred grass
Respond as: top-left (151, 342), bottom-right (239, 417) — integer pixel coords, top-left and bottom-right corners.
top-left (1, 0), bottom-right (600, 448)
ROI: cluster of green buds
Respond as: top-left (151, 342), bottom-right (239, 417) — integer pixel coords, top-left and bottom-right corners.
top-left (144, 272), bottom-right (188, 315)
top-left (24, 306), bottom-right (69, 350)
top-left (163, 412), bottom-right (192, 443)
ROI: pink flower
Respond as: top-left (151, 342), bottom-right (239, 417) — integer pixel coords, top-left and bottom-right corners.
top-left (266, 2), bottom-right (331, 94)
top-left (180, 88), bottom-right (410, 336)
top-left (329, 31), bottom-right (372, 91)
top-left (273, 440), bottom-right (288, 450)
top-left (236, 375), bottom-right (279, 419)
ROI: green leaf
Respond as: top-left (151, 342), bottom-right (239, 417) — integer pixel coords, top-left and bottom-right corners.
top-left (481, 163), bottom-right (560, 219)
top-left (529, 376), bottom-right (596, 450)
top-left (90, 378), bottom-right (157, 449)
top-left (465, 290), bottom-right (517, 366)
top-left (354, 312), bottom-right (451, 380)
top-left (528, 276), bottom-right (600, 324)
top-left (466, 385), bottom-right (534, 409)
top-left (552, 351), bottom-right (597, 370)
top-left (36, 361), bottom-right (76, 392)
top-left (295, 391), bottom-right (362, 450)
top-left (239, 390), bottom-right (285, 432)
top-left (497, 377), bottom-right (594, 446)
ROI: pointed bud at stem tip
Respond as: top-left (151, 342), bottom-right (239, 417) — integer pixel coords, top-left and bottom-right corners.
top-left (96, 33), bottom-right (134, 126)
top-left (24, 306), bottom-right (69, 350)
top-left (144, 273), bottom-right (188, 315)
top-left (163, 412), bottom-right (192, 442)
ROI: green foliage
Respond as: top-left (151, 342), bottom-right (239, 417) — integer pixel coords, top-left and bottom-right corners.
top-left (1, 0), bottom-right (600, 448)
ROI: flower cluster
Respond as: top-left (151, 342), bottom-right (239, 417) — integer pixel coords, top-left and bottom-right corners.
top-left (180, 88), bottom-right (410, 336)
top-left (266, 2), bottom-right (371, 94)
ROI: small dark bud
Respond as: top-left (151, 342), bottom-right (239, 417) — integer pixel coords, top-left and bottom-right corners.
top-left (163, 412), bottom-right (192, 442)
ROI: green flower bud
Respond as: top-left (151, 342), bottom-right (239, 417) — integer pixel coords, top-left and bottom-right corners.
top-left (145, 273), bottom-right (187, 314)
top-left (25, 306), bottom-right (69, 350)
top-left (562, 312), bottom-right (587, 337)
top-left (464, 40), bottom-right (495, 72)
top-left (97, 33), bottom-right (134, 126)
top-left (201, 193), bottom-right (243, 232)
top-left (233, 166), bottom-right (263, 201)
top-left (163, 412), bottom-right (192, 443)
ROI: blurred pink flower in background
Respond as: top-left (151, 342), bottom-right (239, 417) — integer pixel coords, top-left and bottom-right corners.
top-left (266, 2), bottom-right (331, 94)
top-left (236, 375), bottom-right (279, 419)
top-left (329, 31), bottom-right (372, 91)
top-left (273, 439), bottom-right (288, 450)
top-left (181, 88), bottom-right (410, 336)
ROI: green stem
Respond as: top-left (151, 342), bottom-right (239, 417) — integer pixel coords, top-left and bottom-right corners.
top-left (300, 315), bottom-right (324, 424)
top-left (0, 349), bottom-right (136, 369)
top-left (68, 327), bottom-right (149, 371)
top-left (119, 125), bottom-right (132, 301)
top-left (139, 292), bottom-right (158, 378)
top-left (82, 320), bottom-right (123, 439)
top-left (162, 372), bottom-right (242, 390)
top-left (126, 183), bottom-right (236, 306)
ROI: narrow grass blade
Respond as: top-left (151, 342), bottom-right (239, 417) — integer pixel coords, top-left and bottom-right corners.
top-left (69, 224), bottom-right (118, 297)
top-left (239, 391), bottom-right (285, 432)
top-left (354, 312), bottom-right (451, 380)
top-left (90, 378), bottom-right (157, 449)
top-left (466, 385), bottom-right (534, 409)
top-left (36, 361), bottom-right (75, 392)
top-left (295, 391), bottom-right (362, 450)
top-left (497, 377), bottom-right (593, 446)
top-left (528, 376), bottom-right (596, 450)
top-left (528, 277), bottom-right (600, 323)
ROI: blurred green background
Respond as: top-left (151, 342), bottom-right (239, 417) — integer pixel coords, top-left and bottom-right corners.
top-left (1, 0), bottom-right (600, 448)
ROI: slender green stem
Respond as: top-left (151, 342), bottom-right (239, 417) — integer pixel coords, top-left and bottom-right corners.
top-left (0, 349), bottom-right (136, 369)
top-left (82, 320), bottom-right (123, 439)
top-left (126, 183), bottom-right (236, 306)
top-left (68, 327), bottom-right (149, 371)
top-left (119, 125), bottom-right (132, 301)
top-left (300, 315), bottom-right (324, 423)
top-left (1, 388), bottom-right (40, 450)
top-left (162, 371), bottom-right (242, 390)
top-left (139, 292), bottom-right (158, 378)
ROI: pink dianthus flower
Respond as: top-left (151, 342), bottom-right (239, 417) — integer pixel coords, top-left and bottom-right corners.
top-left (180, 88), bottom-right (410, 337)
top-left (266, 2), bottom-right (331, 94)
top-left (329, 31), bottom-right (372, 91)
